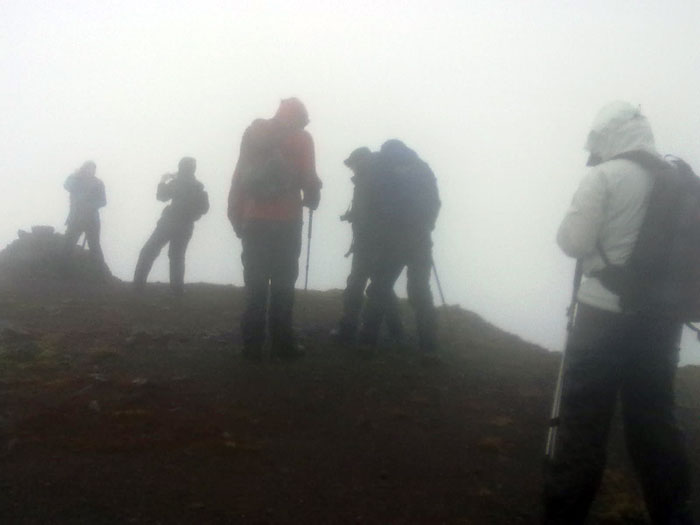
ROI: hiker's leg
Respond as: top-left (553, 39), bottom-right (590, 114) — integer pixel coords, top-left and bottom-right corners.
top-left (359, 253), bottom-right (403, 346)
top-left (63, 222), bottom-right (82, 256)
top-left (406, 245), bottom-right (436, 353)
top-left (337, 250), bottom-right (371, 339)
top-left (269, 221), bottom-right (302, 353)
top-left (240, 221), bottom-right (273, 351)
top-left (168, 224), bottom-right (193, 295)
top-left (384, 290), bottom-right (404, 342)
top-left (620, 319), bottom-right (693, 524)
top-left (85, 215), bottom-right (106, 271)
top-left (134, 221), bottom-right (171, 288)
top-left (542, 304), bottom-right (624, 525)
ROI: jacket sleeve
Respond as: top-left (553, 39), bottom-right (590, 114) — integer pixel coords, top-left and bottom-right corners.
top-left (156, 181), bottom-right (173, 202)
top-left (425, 166), bottom-right (441, 231)
top-left (294, 131), bottom-right (322, 210)
top-left (556, 169), bottom-right (606, 258)
top-left (96, 180), bottom-right (107, 209)
top-left (64, 174), bottom-right (76, 192)
top-left (228, 127), bottom-right (251, 230)
top-left (200, 190), bottom-right (210, 216)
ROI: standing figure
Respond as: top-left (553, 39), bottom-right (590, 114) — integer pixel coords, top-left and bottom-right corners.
top-left (542, 101), bottom-right (693, 524)
top-left (331, 147), bottom-right (403, 344)
top-left (133, 157), bottom-right (209, 295)
top-left (228, 98), bottom-right (322, 360)
top-left (63, 161), bottom-right (108, 275)
top-left (358, 140), bottom-right (441, 357)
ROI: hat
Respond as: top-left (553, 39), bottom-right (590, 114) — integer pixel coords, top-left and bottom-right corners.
top-left (178, 157), bottom-right (196, 175)
top-left (275, 97), bottom-right (309, 128)
top-left (344, 147), bottom-right (372, 168)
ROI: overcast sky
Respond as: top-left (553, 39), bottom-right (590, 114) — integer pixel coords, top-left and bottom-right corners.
top-left (2, 0), bottom-right (700, 363)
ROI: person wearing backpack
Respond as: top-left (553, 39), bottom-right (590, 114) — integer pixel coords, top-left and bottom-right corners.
top-left (331, 147), bottom-right (403, 344)
top-left (358, 140), bottom-right (440, 358)
top-left (228, 98), bottom-right (321, 360)
top-left (542, 102), bottom-right (693, 524)
top-left (133, 156), bottom-right (209, 296)
top-left (63, 160), bottom-right (109, 276)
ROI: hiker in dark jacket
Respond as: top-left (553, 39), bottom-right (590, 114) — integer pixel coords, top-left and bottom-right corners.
top-left (134, 157), bottom-right (209, 295)
top-left (542, 101), bottom-right (693, 524)
top-left (63, 161), bottom-right (108, 273)
top-left (331, 147), bottom-right (403, 344)
top-left (228, 98), bottom-right (322, 359)
top-left (358, 140), bottom-right (440, 357)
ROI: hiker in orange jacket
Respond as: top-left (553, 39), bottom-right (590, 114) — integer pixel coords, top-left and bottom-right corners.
top-left (228, 98), bottom-right (321, 359)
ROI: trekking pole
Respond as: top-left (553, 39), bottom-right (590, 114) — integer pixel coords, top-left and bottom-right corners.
top-left (432, 261), bottom-right (447, 307)
top-left (545, 259), bottom-right (583, 460)
top-left (304, 209), bottom-right (313, 292)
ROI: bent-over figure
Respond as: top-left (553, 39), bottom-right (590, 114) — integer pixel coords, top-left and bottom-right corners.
top-left (332, 147), bottom-right (403, 344)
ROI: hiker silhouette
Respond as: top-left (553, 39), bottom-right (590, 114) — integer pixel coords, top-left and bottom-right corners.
top-left (133, 157), bottom-right (209, 295)
top-left (228, 98), bottom-right (322, 360)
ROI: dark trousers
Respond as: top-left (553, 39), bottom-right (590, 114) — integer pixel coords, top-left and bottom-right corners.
top-left (337, 248), bottom-right (403, 340)
top-left (240, 220), bottom-right (302, 350)
top-left (64, 215), bottom-right (106, 270)
top-left (360, 238), bottom-right (437, 352)
top-left (542, 303), bottom-right (693, 525)
top-left (134, 219), bottom-right (194, 294)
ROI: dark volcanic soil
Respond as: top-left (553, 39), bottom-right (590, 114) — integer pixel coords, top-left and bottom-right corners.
top-left (1, 278), bottom-right (699, 524)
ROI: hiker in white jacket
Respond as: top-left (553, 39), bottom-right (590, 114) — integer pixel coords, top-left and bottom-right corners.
top-left (542, 102), bottom-right (693, 524)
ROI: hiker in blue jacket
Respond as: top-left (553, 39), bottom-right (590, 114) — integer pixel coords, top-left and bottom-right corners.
top-left (63, 161), bottom-right (108, 276)
top-left (358, 140), bottom-right (440, 358)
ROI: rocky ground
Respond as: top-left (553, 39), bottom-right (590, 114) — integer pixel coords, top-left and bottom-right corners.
top-left (0, 234), bottom-right (700, 524)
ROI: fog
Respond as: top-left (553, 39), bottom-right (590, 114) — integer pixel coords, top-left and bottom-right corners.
top-left (3, 1), bottom-right (700, 363)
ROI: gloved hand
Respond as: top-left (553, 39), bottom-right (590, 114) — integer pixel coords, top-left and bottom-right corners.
top-left (302, 188), bottom-right (320, 211)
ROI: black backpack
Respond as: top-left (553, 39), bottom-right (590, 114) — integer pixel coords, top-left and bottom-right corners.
top-left (595, 151), bottom-right (700, 321)
top-left (238, 119), bottom-right (296, 201)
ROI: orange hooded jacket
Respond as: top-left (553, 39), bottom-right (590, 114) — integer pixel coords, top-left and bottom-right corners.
top-left (227, 98), bottom-right (322, 233)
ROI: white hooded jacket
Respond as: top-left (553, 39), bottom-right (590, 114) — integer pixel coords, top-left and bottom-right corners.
top-left (557, 102), bottom-right (668, 312)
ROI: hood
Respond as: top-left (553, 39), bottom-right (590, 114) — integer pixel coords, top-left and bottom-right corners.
top-left (584, 101), bottom-right (657, 163)
top-left (274, 97), bottom-right (309, 129)
top-left (380, 139), bottom-right (419, 166)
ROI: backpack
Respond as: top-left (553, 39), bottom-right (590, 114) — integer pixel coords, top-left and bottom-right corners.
top-left (595, 151), bottom-right (700, 321)
top-left (238, 119), bottom-right (296, 201)
top-left (372, 159), bottom-right (440, 239)
top-left (190, 187), bottom-right (209, 221)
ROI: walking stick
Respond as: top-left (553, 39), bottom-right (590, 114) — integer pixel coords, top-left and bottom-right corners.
top-left (545, 259), bottom-right (583, 460)
top-left (432, 261), bottom-right (447, 307)
top-left (304, 209), bottom-right (313, 292)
